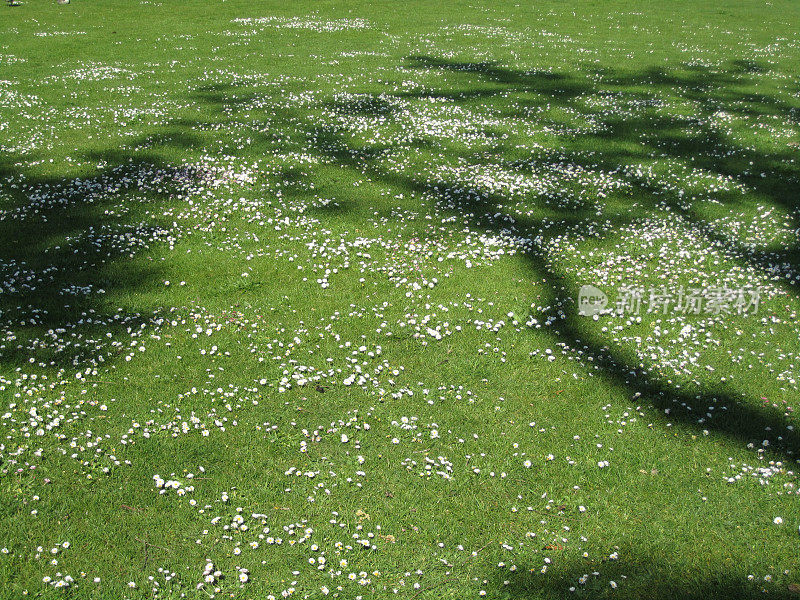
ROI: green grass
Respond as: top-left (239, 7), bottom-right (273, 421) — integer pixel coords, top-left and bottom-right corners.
top-left (1, 0), bottom-right (800, 598)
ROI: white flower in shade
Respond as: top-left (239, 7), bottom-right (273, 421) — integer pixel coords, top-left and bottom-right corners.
top-left (774, 517), bottom-right (783, 525)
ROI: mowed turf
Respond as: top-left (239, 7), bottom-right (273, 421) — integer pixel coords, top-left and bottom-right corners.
top-left (1, 0), bottom-right (800, 598)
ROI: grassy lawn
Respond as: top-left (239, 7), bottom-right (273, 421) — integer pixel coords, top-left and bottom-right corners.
top-left (1, 0), bottom-right (800, 598)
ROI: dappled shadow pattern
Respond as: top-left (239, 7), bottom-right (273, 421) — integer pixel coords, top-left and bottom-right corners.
top-left (482, 553), bottom-right (799, 599)
top-left (3, 56), bottom-right (795, 451)
top-left (2, 49), bottom-right (799, 599)
top-left (305, 57), bottom-right (800, 458)
top-left (0, 153), bottom-right (199, 371)
top-left (1, 54), bottom-right (797, 451)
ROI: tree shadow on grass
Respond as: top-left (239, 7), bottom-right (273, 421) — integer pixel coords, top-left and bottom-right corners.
top-left (289, 57), bottom-right (800, 460)
top-left (0, 152), bottom-right (207, 373)
top-left (1, 49), bottom-right (798, 598)
top-left (3, 55), bottom-right (796, 459)
top-left (481, 554), bottom-right (798, 599)
top-left (398, 55), bottom-right (800, 295)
